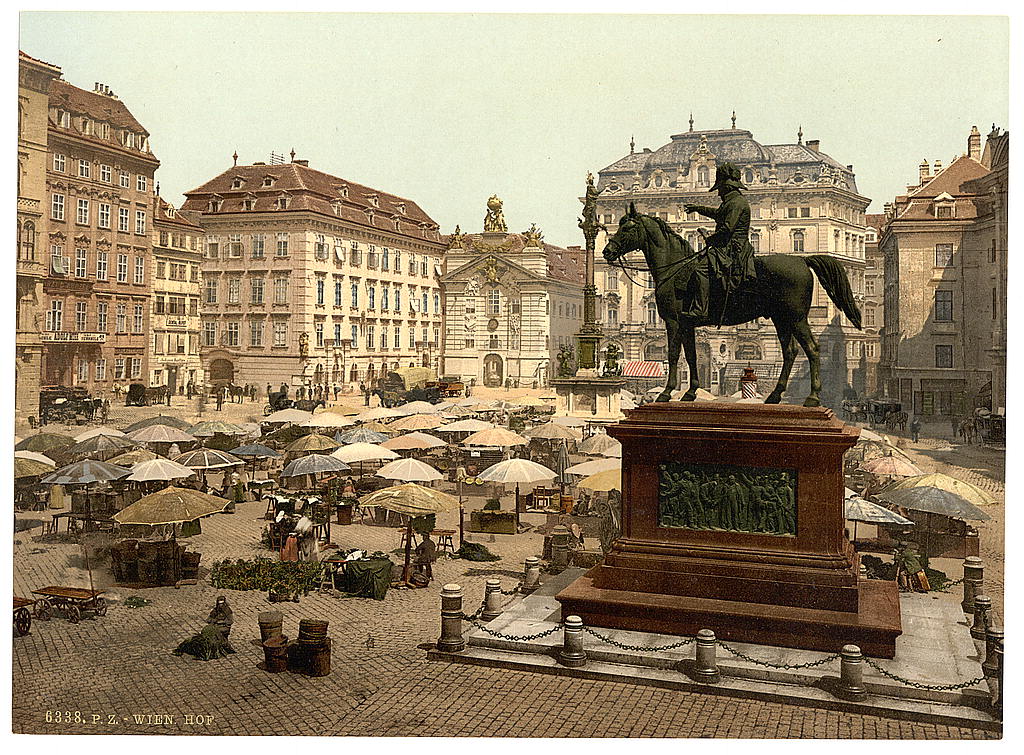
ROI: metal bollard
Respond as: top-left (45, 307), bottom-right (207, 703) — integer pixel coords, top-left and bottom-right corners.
top-left (837, 645), bottom-right (868, 702)
top-left (436, 583), bottom-right (466, 653)
top-left (962, 556), bottom-right (984, 614)
top-left (983, 624), bottom-right (1003, 678)
top-left (480, 579), bottom-right (504, 622)
top-left (550, 526), bottom-right (570, 574)
top-left (692, 629), bottom-right (721, 684)
top-left (521, 556), bottom-right (542, 594)
top-left (970, 595), bottom-right (992, 641)
top-left (558, 615), bottom-right (587, 667)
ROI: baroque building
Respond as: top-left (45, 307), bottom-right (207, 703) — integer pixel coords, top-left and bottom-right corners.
top-left (17, 51), bottom-right (62, 419)
top-left (180, 154), bottom-right (445, 391)
top-left (861, 214), bottom-right (886, 397)
top-left (440, 200), bottom-right (585, 387)
top-left (149, 197), bottom-right (204, 392)
top-left (878, 126), bottom-right (1008, 417)
top-left (42, 74), bottom-right (159, 391)
top-left (592, 119), bottom-right (870, 405)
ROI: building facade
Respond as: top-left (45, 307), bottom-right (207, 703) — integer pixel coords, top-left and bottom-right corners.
top-left (180, 155), bottom-right (445, 392)
top-left (42, 77), bottom-right (159, 392)
top-left (17, 51), bottom-right (62, 419)
top-left (440, 209), bottom-right (585, 387)
top-left (878, 125), bottom-right (1009, 417)
top-left (592, 120), bottom-right (871, 405)
top-left (150, 197), bottom-right (204, 392)
top-left (861, 214), bottom-right (886, 396)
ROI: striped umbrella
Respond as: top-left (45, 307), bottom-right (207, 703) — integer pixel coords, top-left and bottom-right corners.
top-left (339, 427), bottom-right (389, 445)
top-left (173, 448), bottom-right (245, 470)
top-left (67, 433), bottom-right (138, 461)
top-left (230, 443), bottom-right (281, 459)
top-left (281, 453), bottom-right (351, 478)
top-left (41, 459), bottom-right (131, 485)
top-left (127, 458), bottom-right (197, 482)
top-left (126, 425), bottom-right (197, 444)
top-left (285, 433), bottom-right (340, 456)
top-left (124, 415), bottom-right (192, 432)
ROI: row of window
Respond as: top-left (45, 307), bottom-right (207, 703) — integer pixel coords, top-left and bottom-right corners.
top-left (72, 357), bottom-right (143, 383)
top-left (52, 109), bottom-right (149, 153)
top-left (45, 299), bottom-right (145, 334)
top-left (203, 274), bottom-right (440, 313)
top-left (201, 319), bottom-right (440, 351)
top-left (152, 332), bottom-right (197, 355)
top-left (51, 194), bottom-right (146, 234)
top-left (49, 245), bottom-right (146, 284)
top-left (157, 231), bottom-right (200, 251)
top-left (153, 295), bottom-right (200, 316)
top-left (155, 260), bottom-right (199, 282)
top-left (52, 152), bottom-right (148, 191)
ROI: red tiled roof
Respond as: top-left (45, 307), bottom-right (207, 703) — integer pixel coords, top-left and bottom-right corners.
top-left (154, 197), bottom-right (203, 232)
top-left (49, 79), bottom-right (147, 134)
top-left (864, 213), bottom-right (887, 231)
top-left (19, 50), bottom-right (61, 71)
top-left (909, 155), bottom-right (989, 199)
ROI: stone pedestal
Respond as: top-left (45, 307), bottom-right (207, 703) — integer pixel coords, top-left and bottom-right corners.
top-left (555, 402), bottom-right (902, 657)
top-left (550, 375), bottom-right (626, 422)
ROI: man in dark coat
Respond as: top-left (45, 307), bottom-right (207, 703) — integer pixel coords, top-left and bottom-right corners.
top-left (683, 162), bottom-right (757, 321)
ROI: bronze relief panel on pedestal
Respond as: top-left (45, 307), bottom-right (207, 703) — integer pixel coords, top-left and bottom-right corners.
top-left (657, 461), bottom-right (797, 536)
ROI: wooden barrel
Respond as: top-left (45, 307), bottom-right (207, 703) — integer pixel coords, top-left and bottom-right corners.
top-left (262, 637), bottom-right (288, 673)
top-left (305, 638), bottom-right (331, 677)
top-left (298, 619), bottom-right (329, 645)
top-left (258, 611), bottom-right (284, 643)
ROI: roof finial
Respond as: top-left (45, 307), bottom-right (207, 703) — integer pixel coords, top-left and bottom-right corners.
top-left (797, 125), bottom-right (803, 145)
top-left (629, 135), bottom-right (635, 154)
top-left (688, 113), bottom-right (694, 132)
top-left (731, 110), bottom-right (736, 128)
top-left (290, 148), bottom-right (296, 162)
top-left (232, 150), bottom-right (238, 167)
top-left (155, 181), bottom-right (160, 197)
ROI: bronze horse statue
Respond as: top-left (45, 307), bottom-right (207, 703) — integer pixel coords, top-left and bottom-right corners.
top-left (602, 203), bottom-right (861, 407)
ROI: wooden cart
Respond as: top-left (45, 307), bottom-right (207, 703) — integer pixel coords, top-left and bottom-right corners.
top-left (14, 597), bottom-right (34, 636)
top-left (31, 586), bottom-right (107, 624)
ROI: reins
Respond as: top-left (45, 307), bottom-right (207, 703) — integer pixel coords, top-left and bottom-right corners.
top-left (607, 217), bottom-right (705, 293)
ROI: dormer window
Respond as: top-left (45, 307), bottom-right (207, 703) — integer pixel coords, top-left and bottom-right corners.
top-left (122, 131), bottom-right (135, 149)
top-left (337, 184), bottom-right (349, 198)
top-left (242, 196), bottom-right (256, 211)
top-left (331, 201), bottom-right (342, 216)
top-left (933, 193), bottom-right (955, 219)
top-left (368, 194), bottom-right (379, 208)
top-left (263, 175), bottom-right (277, 188)
top-left (56, 110), bottom-right (70, 128)
top-left (396, 202), bottom-right (406, 214)
top-left (208, 195), bottom-right (224, 212)
top-left (274, 194), bottom-right (290, 210)
top-left (697, 165), bottom-right (709, 186)
top-left (231, 176), bottom-right (246, 189)
top-left (366, 209), bottom-right (375, 223)
top-left (82, 118), bottom-right (93, 135)
top-left (393, 217), bottom-right (401, 231)
top-left (98, 122), bottom-right (110, 139)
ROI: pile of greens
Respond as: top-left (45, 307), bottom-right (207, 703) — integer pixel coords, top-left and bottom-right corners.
top-left (210, 557), bottom-right (324, 595)
top-left (455, 542), bottom-right (500, 562)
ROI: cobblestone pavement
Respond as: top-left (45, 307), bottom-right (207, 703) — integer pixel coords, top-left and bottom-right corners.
top-left (11, 400), bottom-right (1003, 739)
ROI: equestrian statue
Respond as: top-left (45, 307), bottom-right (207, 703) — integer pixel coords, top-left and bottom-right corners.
top-left (602, 161), bottom-right (861, 407)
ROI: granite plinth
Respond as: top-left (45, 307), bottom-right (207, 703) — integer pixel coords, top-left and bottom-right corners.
top-left (550, 375), bottom-right (626, 421)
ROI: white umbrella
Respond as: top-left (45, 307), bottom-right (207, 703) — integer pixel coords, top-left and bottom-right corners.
top-left (462, 427), bottom-right (529, 448)
top-left (564, 457), bottom-right (621, 476)
top-left (393, 400), bottom-right (440, 415)
top-left (264, 408), bottom-right (314, 424)
top-left (356, 407), bottom-right (402, 422)
top-left (525, 422), bottom-right (582, 441)
top-left (578, 433), bottom-right (620, 455)
top-left (381, 432), bottom-right (448, 451)
top-left (376, 457), bottom-right (444, 483)
top-left (128, 458), bottom-right (196, 482)
top-left (73, 426), bottom-right (125, 442)
top-left (301, 413), bottom-right (355, 429)
top-left (14, 450), bottom-right (57, 467)
top-left (598, 444), bottom-right (623, 458)
top-left (551, 415), bottom-right (588, 427)
top-left (126, 425), bottom-right (197, 444)
top-left (478, 458), bottom-right (557, 485)
top-left (435, 418), bottom-right (495, 434)
top-left (331, 442), bottom-right (400, 464)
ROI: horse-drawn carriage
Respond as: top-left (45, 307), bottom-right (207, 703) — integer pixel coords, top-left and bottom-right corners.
top-left (426, 376), bottom-right (466, 398)
top-left (38, 386), bottom-right (100, 425)
top-left (861, 399), bottom-right (906, 430)
top-left (374, 367), bottom-right (443, 408)
top-left (263, 385), bottom-right (325, 415)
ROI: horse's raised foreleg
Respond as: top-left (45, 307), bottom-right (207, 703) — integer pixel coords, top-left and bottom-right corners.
top-left (657, 318), bottom-right (682, 402)
top-left (678, 325), bottom-right (700, 401)
top-left (791, 319), bottom-right (821, 407)
top-left (765, 323), bottom-right (798, 404)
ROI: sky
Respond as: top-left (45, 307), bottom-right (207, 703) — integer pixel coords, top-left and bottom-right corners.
top-left (17, 11), bottom-right (1010, 247)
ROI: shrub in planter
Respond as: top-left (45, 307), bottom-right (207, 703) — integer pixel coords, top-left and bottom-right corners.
top-left (483, 498), bottom-right (501, 511)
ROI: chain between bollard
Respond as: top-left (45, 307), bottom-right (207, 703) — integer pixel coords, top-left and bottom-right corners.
top-left (581, 625), bottom-right (696, 652)
top-left (499, 582), bottom-right (523, 596)
top-left (933, 577), bottom-right (966, 594)
top-left (862, 657), bottom-right (986, 691)
top-left (464, 617), bottom-right (563, 641)
top-left (718, 641), bottom-right (842, 670)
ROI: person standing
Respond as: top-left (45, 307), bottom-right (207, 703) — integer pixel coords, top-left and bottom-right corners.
top-left (910, 416), bottom-right (921, 443)
top-left (215, 387), bottom-right (224, 411)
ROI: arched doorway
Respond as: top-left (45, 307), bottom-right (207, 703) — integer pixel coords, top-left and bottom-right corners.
top-left (483, 354), bottom-right (503, 387)
top-left (208, 358), bottom-right (234, 384)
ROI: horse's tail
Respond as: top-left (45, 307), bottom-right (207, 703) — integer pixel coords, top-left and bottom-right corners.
top-left (803, 255), bottom-right (862, 329)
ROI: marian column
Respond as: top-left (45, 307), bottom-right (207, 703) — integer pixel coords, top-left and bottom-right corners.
top-left (576, 172), bottom-right (603, 373)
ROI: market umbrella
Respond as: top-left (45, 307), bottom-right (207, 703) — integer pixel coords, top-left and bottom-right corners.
top-left (525, 422), bottom-right (581, 441)
top-left (189, 420), bottom-right (247, 437)
top-left (66, 433), bottom-right (138, 461)
top-left (376, 457), bottom-right (444, 483)
top-left (108, 447), bottom-right (162, 466)
top-left (846, 439), bottom-right (911, 463)
top-left (14, 457), bottom-right (54, 479)
top-left (435, 418), bottom-right (495, 434)
top-left (15, 432), bottom-right (74, 454)
top-left (360, 483), bottom-right (460, 583)
top-left (41, 459), bottom-right (131, 486)
top-left (382, 432), bottom-right (448, 451)
top-left (230, 443), bottom-right (281, 459)
top-left (883, 473), bottom-right (998, 507)
top-left (323, 404), bottom-right (361, 416)
top-left (859, 455), bottom-right (923, 477)
top-left (14, 450), bottom-right (57, 466)
top-left (564, 457), bottom-right (621, 476)
top-left (280, 453), bottom-right (351, 478)
top-left (844, 496), bottom-right (913, 542)
top-left (462, 427), bottom-right (529, 448)
top-left (173, 448), bottom-right (245, 470)
top-left (389, 413), bottom-right (447, 432)
top-left (551, 415), bottom-right (588, 427)
top-left (859, 428), bottom-right (887, 442)
top-left (356, 407), bottom-right (402, 422)
top-left (73, 426), bottom-right (126, 442)
top-left (510, 396), bottom-right (549, 407)
top-left (878, 486), bottom-right (992, 521)
top-left (301, 413), bottom-right (355, 429)
top-left (126, 425), bottom-right (197, 445)
top-left (620, 396), bottom-right (638, 410)
top-left (578, 468), bottom-right (622, 492)
top-left (331, 442), bottom-right (400, 464)
top-left (361, 421), bottom-right (394, 434)
top-left (394, 400), bottom-right (440, 416)
top-left (578, 432), bottom-right (621, 455)
top-left (127, 458), bottom-right (196, 482)
top-left (264, 408), bottom-right (314, 425)
top-left (478, 458), bottom-right (557, 521)
top-left (339, 427), bottom-right (389, 445)
top-left (124, 414), bottom-right (193, 433)
top-left (597, 443), bottom-right (623, 458)
top-left (285, 433), bottom-right (340, 456)
top-left (113, 486), bottom-right (228, 526)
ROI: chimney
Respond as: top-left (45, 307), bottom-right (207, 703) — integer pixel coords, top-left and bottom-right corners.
top-left (806, 139), bottom-right (820, 152)
top-left (933, 159), bottom-right (943, 175)
top-left (94, 81), bottom-right (99, 92)
top-left (919, 159), bottom-right (930, 184)
top-left (968, 125), bottom-right (982, 160)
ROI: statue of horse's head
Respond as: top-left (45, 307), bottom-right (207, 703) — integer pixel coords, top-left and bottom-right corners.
top-left (602, 202), bottom-right (646, 263)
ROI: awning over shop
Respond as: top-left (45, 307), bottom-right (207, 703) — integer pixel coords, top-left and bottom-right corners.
top-left (621, 360), bottom-right (664, 378)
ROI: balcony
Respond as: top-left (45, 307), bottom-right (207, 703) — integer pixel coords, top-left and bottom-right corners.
top-left (41, 331), bottom-right (107, 344)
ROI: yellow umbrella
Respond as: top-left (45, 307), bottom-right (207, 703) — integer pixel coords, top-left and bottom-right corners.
top-left (462, 427), bottom-right (529, 447)
top-left (883, 473), bottom-right (998, 506)
top-left (510, 395), bottom-right (548, 407)
top-left (322, 404), bottom-right (361, 417)
top-left (285, 433), bottom-right (340, 455)
top-left (579, 468), bottom-right (621, 492)
top-left (112, 486), bottom-right (228, 525)
top-left (389, 414), bottom-right (446, 432)
top-left (14, 457), bottom-right (53, 479)
top-left (859, 456), bottom-right (922, 477)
